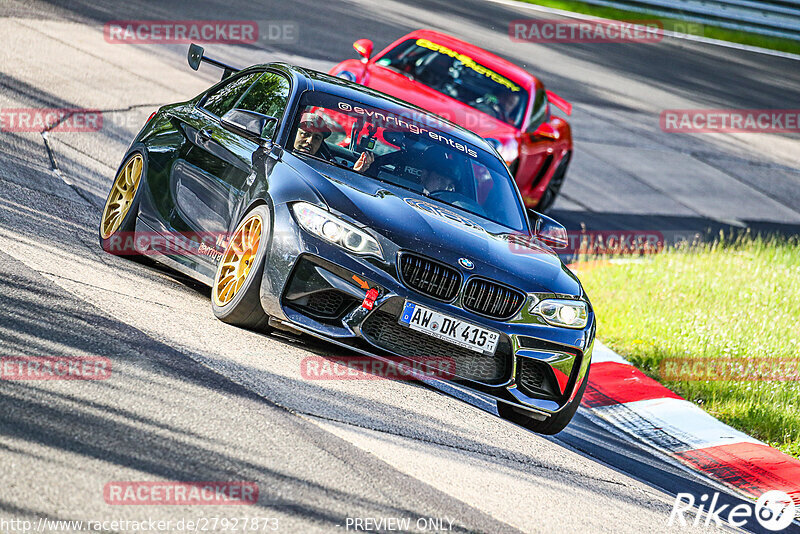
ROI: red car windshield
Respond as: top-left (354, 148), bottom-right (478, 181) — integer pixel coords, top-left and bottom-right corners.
top-left (375, 38), bottom-right (529, 128)
top-left (289, 91), bottom-right (528, 232)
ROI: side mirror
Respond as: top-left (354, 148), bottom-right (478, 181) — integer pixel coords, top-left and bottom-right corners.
top-left (353, 38), bottom-right (374, 60)
top-left (221, 109), bottom-right (277, 144)
top-left (528, 209), bottom-right (568, 249)
top-left (530, 122), bottom-right (558, 140)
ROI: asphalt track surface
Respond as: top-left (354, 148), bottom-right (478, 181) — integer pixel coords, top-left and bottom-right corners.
top-left (0, 0), bottom-right (799, 533)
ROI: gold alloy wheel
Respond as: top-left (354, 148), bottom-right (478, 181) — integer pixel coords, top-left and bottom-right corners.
top-left (100, 153), bottom-right (143, 239)
top-left (213, 213), bottom-right (263, 307)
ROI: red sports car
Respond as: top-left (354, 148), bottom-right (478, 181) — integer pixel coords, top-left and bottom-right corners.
top-left (330, 29), bottom-right (573, 212)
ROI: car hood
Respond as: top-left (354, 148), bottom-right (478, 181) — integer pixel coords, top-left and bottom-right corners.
top-left (295, 157), bottom-right (581, 297)
top-left (365, 65), bottom-right (520, 140)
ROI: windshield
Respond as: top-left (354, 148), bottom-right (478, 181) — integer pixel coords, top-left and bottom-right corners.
top-left (289, 91), bottom-right (528, 231)
top-left (374, 38), bottom-right (529, 128)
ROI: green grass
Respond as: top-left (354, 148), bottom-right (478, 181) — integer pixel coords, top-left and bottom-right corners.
top-left (575, 234), bottom-right (800, 458)
top-left (516, 0), bottom-right (800, 56)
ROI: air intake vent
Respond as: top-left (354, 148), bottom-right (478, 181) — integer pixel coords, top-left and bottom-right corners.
top-left (306, 290), bottom-right (348, 318)
top-left (517, 358), bottom-right (547, 397)
top-left (462, 278), bottom-right (525, 319)
top-left (516, 357), bottom-right (560, 398)
top-left (398, 253), bottom-right (461, 301)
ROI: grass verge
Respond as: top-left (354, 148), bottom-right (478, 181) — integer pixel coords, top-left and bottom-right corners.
top-left (516, 0), bottom-right (800, 56)
top-left (574, 234), bottom-right (800, 458)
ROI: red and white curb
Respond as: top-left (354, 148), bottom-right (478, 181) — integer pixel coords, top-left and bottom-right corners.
top-left (582, 341), bottom-right (800, 513)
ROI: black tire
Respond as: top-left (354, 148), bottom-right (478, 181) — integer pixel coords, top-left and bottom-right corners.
top-left (535, 152), bottom-right (570, 214)
top-left (99, 151), bottom-right (146, 256)
top-left (498, 364), bottom-right (590, 435)
top-left (211, 205), bottom-right (272, 331)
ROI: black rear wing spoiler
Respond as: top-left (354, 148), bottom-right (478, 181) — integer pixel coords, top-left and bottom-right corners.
top-left (187, 43), bottom-right (240, 81)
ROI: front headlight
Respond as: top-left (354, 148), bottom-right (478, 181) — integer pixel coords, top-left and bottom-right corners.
top-left (292, 202), bottom-right (383, 259)
top-left (531, 299), bottom-right (588, 329)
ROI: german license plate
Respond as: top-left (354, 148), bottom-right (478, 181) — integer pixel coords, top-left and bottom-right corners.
top-left (399, 301), bottom-right (499, 356)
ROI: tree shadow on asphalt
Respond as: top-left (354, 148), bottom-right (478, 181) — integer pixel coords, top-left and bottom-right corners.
top-left (0, 248), bottom-right (676, 532)
top-left (0, 255), bottom-right (522, 532)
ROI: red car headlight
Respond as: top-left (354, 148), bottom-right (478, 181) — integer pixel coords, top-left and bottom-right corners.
top-left (486, 137), bottom-right (518, 165)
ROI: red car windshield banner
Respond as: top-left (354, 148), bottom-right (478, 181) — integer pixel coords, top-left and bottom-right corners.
top-left (414, 38), bottom-right (521, 93)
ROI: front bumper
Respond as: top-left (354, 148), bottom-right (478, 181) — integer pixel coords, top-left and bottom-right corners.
top-left (260, 203), bottom-right (595, 419)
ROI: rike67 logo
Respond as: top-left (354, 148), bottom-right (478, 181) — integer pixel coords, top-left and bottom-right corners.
top-left (669, 490), bottom-right (797, 531)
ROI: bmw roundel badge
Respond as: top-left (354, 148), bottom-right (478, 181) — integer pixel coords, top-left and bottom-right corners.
top-left (458, 257), bottom-right (474, 270)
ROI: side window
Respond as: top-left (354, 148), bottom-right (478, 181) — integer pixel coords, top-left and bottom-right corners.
top-left (235, 72), bottom-right (291, 138)
top-left (526, 88), bottom-right (549, 133)
top-left (201, 72), bottom-right (261, 117)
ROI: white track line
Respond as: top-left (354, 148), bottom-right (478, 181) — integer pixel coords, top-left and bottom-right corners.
top-left (590, 340), bottom-right (631, 364)
top-left (593, 397), bottom-right (762, 452)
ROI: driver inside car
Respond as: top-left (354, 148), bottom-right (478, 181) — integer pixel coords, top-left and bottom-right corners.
top-left (418, 146), bottom-right (457, 196)
top-left (472, 91), bottom-right (521, 124)
top-left (293, 112), bottom-right (374, 173)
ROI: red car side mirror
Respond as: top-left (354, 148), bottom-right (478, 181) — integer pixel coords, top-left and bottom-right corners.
top-left (531, 122), bottom-right (559, 140)
top-left (353, 39), bottom-right (374, 60)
